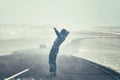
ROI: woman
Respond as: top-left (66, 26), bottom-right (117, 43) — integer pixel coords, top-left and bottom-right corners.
top-left (47, 27), bottom-right (69, 78)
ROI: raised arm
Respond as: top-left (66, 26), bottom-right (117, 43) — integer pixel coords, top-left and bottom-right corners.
top-left (65, 31), bottom-right (70, 38)
top-left (67, 31), bottom-right (70, 35)
top-left (60, 29), bottom-right (70, 39)
top-left (54, 27), bottom-right (61, 38)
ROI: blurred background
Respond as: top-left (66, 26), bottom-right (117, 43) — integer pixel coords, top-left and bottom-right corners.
top-left (0, 0), bottom-right (120, 74)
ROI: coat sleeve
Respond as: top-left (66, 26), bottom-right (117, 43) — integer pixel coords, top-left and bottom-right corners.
top-left (54, 28), bottom-right (61, 38)
top-left (65, 31), bottom-right (70, 38)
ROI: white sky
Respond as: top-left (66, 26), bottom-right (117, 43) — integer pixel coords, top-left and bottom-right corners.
top-left (0, 0), bottom-right (120, 28)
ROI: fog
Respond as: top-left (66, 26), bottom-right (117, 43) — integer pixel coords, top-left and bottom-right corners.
top-left (0, 0), bottom-right (120, 79)
top-left (0, 0), bottom-right (120, 27)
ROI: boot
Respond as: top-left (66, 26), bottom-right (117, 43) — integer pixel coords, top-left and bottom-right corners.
top-left (46, 72), bottom-right (56, 78)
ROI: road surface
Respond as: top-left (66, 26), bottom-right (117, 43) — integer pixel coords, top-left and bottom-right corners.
top-left (0, 50), bottom-right (120, 80)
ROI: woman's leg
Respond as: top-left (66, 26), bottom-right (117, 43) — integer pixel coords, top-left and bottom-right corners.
top-left (48, 47), bottom-right (58, 77)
